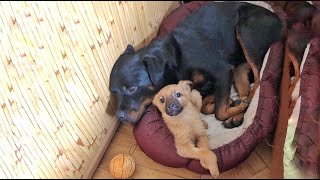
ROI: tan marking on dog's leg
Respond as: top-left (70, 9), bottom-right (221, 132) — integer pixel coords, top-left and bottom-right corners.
top-left (216, 97), bottom-right (249, 121)
top-left (236, 26), bottom-right (260, 102)
top-left (192, 70), bottom-right (205, 84)
top-left (201, 95), bottom-right (215, 115)
top-left (221, 63), bottom-right (251, 128)
top-left (128, 98), bottom-right (153, 120)
top-left (201, 96), bottom-right (235, 115)
top-left (233, 62), bottom-right (251, 100)
top-left (286, 46), bottom-right (301, 97)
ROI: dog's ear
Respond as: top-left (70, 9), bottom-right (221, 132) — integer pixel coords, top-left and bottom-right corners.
top-left (142, 55), bottom-right (166, 86)
top-left (178, 80), bottom-right (193, 92)
top-left (122, 44), bottom-right (135, 55)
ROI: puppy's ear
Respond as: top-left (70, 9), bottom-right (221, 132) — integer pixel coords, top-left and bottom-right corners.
top-left (178, 80), bottom-right (193, 92)
top-left (142, 55), bottom-right (166, 86)
top-left (122, 44), bottom-right (135, 55)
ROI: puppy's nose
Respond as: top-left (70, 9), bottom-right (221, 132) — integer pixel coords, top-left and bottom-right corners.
top-left (167, 103), bottom-right (177, 110)
top-left (116, 111), bottom-right (126, 122)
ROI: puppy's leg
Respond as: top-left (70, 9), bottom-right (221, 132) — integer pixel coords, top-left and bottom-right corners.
top-left (190, 89), bottom-right (203, 111)
top-left (176, 142), bottom-right (219, 178)
top-left (223, 62), bottom-right (251, 128)
top-left (196, 135), bottom-right (219, 177)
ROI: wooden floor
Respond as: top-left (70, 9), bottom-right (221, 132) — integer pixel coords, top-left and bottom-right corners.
top-left (93, 123), bottom-right (273, 179)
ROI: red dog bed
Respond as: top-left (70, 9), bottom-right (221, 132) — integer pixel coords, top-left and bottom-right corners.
top-left (133, 1), bottom-right (285, 174)
top-left (282, 37), bottom-right (320, 178)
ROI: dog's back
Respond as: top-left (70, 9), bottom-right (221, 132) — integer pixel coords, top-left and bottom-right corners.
top-left (171, 2), bottom-right (282, 72)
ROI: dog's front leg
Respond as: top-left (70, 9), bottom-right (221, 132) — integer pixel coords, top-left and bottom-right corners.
top-left (195, 135), bottom-right (219, 178)
top-left (214, 69), bottom-right (249, 122)
top-left (175, 142), bottom-right (219, 178)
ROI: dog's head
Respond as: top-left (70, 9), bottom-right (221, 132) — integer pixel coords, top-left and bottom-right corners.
top-left (153, 80), bottom-right (194, 117)
top-left (109, 44), bottom-right (168, 123)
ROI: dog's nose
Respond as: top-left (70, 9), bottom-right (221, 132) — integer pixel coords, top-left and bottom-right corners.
top-left (116, 111), bottom-right (126, 122)
top-left (167, 103), bottom-right (176, 110)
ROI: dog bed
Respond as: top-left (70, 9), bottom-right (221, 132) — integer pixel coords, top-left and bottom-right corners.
top-left (270, 2), bottom-right (320, 178)
top-left (283, 37), bottom-right (320, 178)
top-left (133, 1), bottom-right (285, 174)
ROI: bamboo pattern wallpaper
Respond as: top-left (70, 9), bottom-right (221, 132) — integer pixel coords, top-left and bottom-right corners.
top-left (0, 1), bottom-right (180, 178)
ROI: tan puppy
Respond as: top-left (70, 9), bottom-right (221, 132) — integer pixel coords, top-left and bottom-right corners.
top-left (152, 80), bottom-right (219, 178)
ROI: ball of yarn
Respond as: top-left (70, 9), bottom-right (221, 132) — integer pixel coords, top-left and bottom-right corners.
top-left (109, 154), bottom-right (135, 179)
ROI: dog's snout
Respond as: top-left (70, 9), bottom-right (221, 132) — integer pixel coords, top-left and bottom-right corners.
top-left (167, 103), bottom-right (177, 110)
top-left (116, 111), bottom-right (126, 122)
top-left (165, 100), bottom-right (183, 116)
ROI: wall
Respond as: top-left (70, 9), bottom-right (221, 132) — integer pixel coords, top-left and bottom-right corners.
top-left (0, 1), bottom-right (180, 178)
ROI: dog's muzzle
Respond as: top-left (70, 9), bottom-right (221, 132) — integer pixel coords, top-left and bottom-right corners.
top-left (165, 102), bottom-right (183, 116)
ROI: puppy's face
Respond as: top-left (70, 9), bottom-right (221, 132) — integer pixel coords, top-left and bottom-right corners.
top-left (153, 81), bottom-right (193, 116)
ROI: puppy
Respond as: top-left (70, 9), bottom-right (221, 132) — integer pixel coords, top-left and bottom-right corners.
top-left (152, 80), bottom-right (219, 177)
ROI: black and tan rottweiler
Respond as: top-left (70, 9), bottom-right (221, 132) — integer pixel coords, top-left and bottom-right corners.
top-left (109, 2), bottom-right (282, 128)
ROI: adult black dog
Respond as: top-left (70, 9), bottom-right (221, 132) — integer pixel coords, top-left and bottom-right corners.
top-left (109, 2), bottom-right (282, 128)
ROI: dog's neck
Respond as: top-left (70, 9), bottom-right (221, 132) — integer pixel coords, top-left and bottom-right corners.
top-left (143, 35), bottom-right (182, 89)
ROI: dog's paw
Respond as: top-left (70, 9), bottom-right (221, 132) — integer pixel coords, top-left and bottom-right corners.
top-left (201, 120), bottom-right (209, 129)
top-left (203, 157), bottom-right (219, 178)
top-left (209, 166), bottom-right (220, 178)
top-left (233, 98), bottom-right (251, 107)
top-left (233, 99), bottom-right (242, 106)
top-left (229, 99), bottom-right (235, 107)
top-left (199, 150), bottom-right (219, 178)
top-left (222, 113), bottom-right (244, 129)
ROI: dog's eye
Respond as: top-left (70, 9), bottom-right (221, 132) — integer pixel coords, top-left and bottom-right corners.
top-left (124, 86), bottom-right (137, 94)
top-left (128, 87), bottom-right (137, 93)
top-left (176, 92), bottom-right (182, 98)
top-left (111, 89), bottom-right (117, 95)
top-left (160, 96), bottom-right (165, 103)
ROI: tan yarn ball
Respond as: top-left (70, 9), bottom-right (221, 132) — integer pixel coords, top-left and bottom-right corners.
top-left (109, 154), bottom-right (135, 179)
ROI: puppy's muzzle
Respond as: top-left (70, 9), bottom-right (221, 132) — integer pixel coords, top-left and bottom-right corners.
top-left (165, 101), bottom-right (183, 116)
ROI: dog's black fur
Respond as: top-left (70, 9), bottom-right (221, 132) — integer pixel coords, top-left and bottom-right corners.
top-left (109, 2), bottom-right (282, 128)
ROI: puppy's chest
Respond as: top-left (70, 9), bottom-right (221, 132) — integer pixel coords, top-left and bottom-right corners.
top-left (176, 113), bottom-right (201, 134)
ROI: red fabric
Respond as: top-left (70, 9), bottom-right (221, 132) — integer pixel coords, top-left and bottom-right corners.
top-left (133, 1), bottom-right (284, 174)
top-left (156, 1), bottom-right (211, 39)
top-left (293, 37), bottom-right (320, 177)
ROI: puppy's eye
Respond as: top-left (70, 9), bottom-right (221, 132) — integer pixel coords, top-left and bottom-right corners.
top-left (176, 92), bottom-right (182, 98)
top-left (160, 96), bottom-right (165, 103)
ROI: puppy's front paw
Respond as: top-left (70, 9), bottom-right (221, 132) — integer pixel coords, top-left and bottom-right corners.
top-left (200, 157), bottom-right (219, 178)
top-left (209, 166), bottom-right (220, 178)
top-left (191, 89), bottom-right (203, 110)
top-left (199, 150), bottom-right (220, 178)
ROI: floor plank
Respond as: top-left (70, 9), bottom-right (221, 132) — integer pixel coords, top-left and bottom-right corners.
top-left (93, 123), bottom-right (272, 179)
top-left (250, 168), bottom-right (272, 179)
top-left (255, 140), bottom-right (273, 167)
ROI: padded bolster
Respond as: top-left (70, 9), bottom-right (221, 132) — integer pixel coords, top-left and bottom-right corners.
top-left (133, 1), bottom-right (284, 174)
